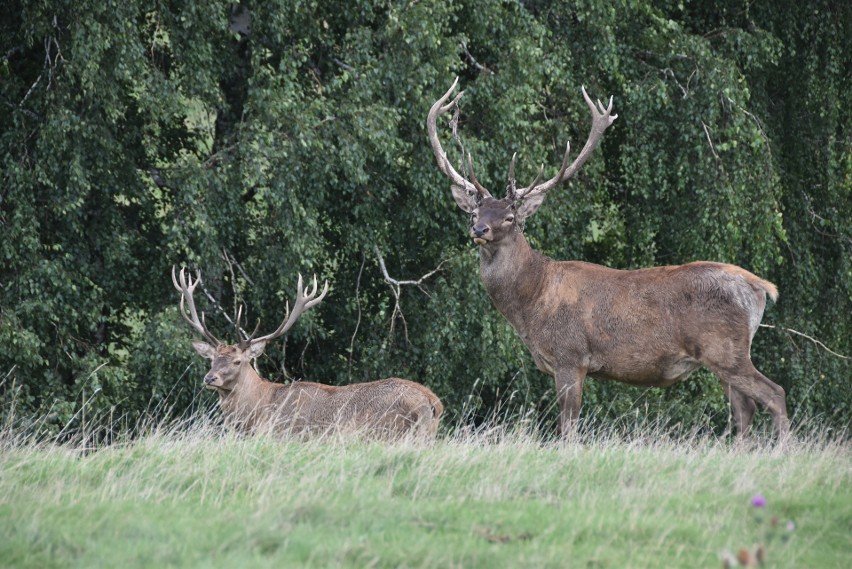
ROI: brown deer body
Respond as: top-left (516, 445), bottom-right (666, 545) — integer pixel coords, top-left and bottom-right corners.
top-left (427, 78), bottom-right (788, 440)
top-left (174, 268), bottom-right (443, 440)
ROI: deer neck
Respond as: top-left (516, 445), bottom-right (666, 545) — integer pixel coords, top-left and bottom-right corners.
top-left (478, 231), bottom-right (550, 332)
top-left (217, 365), bottom-right (277, 429)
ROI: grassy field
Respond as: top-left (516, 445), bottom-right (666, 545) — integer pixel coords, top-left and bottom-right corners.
top-left (1, 419), bottom-right (849, 569)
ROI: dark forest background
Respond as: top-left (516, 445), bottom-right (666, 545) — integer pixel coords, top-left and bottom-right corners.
top-left (1, 0), bottom-right (849, 437)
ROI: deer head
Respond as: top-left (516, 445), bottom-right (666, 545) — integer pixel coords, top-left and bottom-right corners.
top-left (172, 267), bottom-right (329, 391)
top-left (426, 77), bottom-right (617, 247)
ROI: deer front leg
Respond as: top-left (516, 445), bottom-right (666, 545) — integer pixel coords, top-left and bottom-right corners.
top-left (555, 367), bottom-right (586, 438)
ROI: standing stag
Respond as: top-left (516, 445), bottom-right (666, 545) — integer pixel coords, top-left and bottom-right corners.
top-left (427, 78), bottom-right (788, 440)
top-left (173, 267), bottom-right (443, 440)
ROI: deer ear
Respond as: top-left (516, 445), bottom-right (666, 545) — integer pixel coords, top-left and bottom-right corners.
top-left (246, 340), bottom-right (267, 359)
top-left (451, 184), bottom-right (477, 213)
top-left (516, 192), bottom-right (546, 220)
top-left (191, 340), bottom-right (216, 359)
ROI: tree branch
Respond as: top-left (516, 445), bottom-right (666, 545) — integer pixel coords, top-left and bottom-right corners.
top-left (222, 248), bottom-right (255, 286)
top-left (348, 253), bottom-right (366, 381)
top-left (760, 324), bottom-right (850, 361)
top-left (332, 57), bottom-right (357, 74)
top-left (701, 120), bottom-right (721, 162)
top-left (461, 41), bottom-right (494, 75)
top-left (373, 245), bottom-right (446, 344)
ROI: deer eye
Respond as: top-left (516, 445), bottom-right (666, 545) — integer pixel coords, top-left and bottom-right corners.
top-left (232, 360), bottom-right (241, 366)
top-left (504, 215), bottom-right (515, 224)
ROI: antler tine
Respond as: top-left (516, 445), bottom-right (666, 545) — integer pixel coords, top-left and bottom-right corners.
top-left (426, 77), bottom-right (492, 200)
top-left (466, 154), bottom-right (491, 198)
top-left (234, 303), bottom-right (261, 343)
top-left (515, 143), bottom-right (569, 201)
top-left (246, 318), bottom-right (261, 341)
top-left (583, 88), bottom-right (616, 120)
top-left (297, 273), bottom-right (305, 297)
top-left (250, 274), bottom-right (329, 346)
top-left (517, 164), bottom-right (545, 199)
top-left (518, 85), bottom-right (617, 201)
top-left (505, 152), bottom-right (518, 199)
top-left (305, 278), bottom-right (330, 310)
top-left (172, 265), bottom-right (221, 346)
top-left (437, 76), bottom-right (460, 111)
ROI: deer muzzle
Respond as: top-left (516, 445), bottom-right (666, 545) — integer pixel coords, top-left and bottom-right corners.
top-left (471, 224), bottom-right (490, 245)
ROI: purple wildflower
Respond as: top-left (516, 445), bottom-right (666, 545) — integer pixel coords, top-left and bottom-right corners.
top-left (751, 494), bottom-right (767, 508)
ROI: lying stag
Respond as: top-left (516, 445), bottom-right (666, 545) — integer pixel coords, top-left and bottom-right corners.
top-left (427, 78), bottom-right (788, 441)
top-left (173, 267), bottom-right (443, 440)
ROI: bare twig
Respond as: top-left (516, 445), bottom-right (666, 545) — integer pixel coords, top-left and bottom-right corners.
top-left (332, 57), bottom-right (356, 74)
top-left (195, 269), bottom-right (245, 341)
top-left (660, 67), bottom-right (688, 98)
top-left (701, 121), bottom-right (721, 162)
top-left (4, 45), bottom-right (24, 60)
top-left (2, 99), bottom-right (40, 120)
top-left (200, 286), bottom-right (236, 329)
top-left (348, 253), bottom-right (366, 381)
top-left (374, 246), bottom-right (446, 292)
top-left (449, 104), bottom-right (477, 196)
top-left (461, 41), bottom-right (495, 75)
top-left (222, 248), bottom-right (256, 286)
top-left (760, 324), bottom-right (850, 361)
top-left (804, 195), bottom-right (852, 246)
top-left (19, 73), bottom-right (42, 106)
top-left (44, 15), bottom-right (65, 91)
top-left (219, 249), bottom-right (262, 342)
top-left (726, 96), bottom-right (770, 150)
top-left (373, 245), bottom-right (446, 344)
top-left (150, 10), bottom-right (160, 62)
top-left (221, 249), bottom-right (241, 331)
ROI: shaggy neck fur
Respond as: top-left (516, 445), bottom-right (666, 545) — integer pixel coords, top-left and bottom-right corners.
top-left (478, 228), bottom-right (552, 335)
top-left (216, 365), bottom-right (278, 431)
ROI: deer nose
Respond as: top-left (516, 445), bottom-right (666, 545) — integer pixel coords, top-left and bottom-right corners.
top-left (204, 374), bottom-right (216, 385)
top-left (472, 224), bottom-right (490, 238)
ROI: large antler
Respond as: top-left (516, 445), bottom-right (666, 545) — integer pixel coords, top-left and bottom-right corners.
top-left (172, 266), bottom-right (222, 346)
top-left (249, 274), bottom-right (329, 346)
top-left (515, 86), bottom-right (617, 201)
top-left (426, 77), bottom-right (492, 201)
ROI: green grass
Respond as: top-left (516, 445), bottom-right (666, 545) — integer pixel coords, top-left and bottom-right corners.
top-left (1, 420), bottom-right (849, 568)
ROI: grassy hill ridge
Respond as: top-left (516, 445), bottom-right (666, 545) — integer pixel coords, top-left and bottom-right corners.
top-left (1, 421), bottom-right (849, 568)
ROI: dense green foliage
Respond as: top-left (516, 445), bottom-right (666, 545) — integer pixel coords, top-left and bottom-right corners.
top-left (1, 1), bottom-right (849, 435)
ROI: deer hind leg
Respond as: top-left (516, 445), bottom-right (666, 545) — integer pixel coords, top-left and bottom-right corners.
top-left (712, 361), bottom-right (789, 442)
top-left (555, 367), bottom-right (586, 438)
top-left (723, 384), bottom-right (757, 438)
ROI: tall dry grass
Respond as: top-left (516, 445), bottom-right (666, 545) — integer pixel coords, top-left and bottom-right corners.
top-left (2, 401), bottom-right (849, 568)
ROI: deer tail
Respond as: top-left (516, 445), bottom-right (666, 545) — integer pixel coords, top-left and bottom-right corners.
top-left (722, 265), bottom-right (779, 303)
top-left (751, 276), bottom-right (779, 303)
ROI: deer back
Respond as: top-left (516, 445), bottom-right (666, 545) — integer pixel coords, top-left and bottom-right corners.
top-left (267, 378), bottom-right (443, 440)
top-left (487, 258), bottom-right (777, 386)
